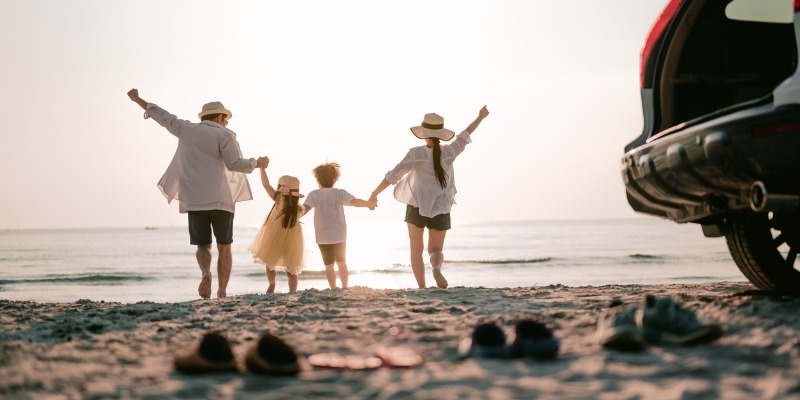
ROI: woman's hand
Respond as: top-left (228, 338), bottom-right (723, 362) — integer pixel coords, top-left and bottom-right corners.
top-left (478, 105), bottom-right (489, 120)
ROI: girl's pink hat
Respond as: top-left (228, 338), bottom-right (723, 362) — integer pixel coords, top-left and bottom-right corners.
top-left (277, 176), bottom-right (304, 197)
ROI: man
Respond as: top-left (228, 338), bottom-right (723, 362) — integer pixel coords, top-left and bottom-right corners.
top-left (127, 88), bottom-right (268, 299)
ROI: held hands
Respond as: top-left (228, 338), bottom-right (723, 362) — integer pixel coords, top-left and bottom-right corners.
top-left (256, 156), bottom-right (270, 169)
top-left (366, 199), bottom-right (377, 211)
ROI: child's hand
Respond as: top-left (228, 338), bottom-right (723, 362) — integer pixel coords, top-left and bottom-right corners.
top-left (257, 156), bottom-right (270, 169)
top-left (367, 199), bottom-right (377, 210)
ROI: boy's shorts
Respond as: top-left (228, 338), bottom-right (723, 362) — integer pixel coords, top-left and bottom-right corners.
top-left (318, 242), bottom-right (346, 265)
top-left (404, 205), bottom-right (451, 231)
top-left (188, 210), bottom-right (234, 245)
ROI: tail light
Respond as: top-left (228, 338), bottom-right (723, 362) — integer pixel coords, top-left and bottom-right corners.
top-left (752, 121), bottom-right (800, 138)
top-left (796, 0), bottom-right (800, 11)
top-left (640, 0), bottom-right (682, 88)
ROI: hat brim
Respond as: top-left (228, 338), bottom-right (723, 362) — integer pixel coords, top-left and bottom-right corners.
top-left (410, 126), bottom-right (455, 141)
top-left (198, 109), bottom-right (233, 120)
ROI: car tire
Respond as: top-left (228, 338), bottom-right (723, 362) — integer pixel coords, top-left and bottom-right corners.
top-left (725, 211), bottom-right (800, 292)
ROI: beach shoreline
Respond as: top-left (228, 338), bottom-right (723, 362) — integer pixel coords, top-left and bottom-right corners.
top-left (2, 281), bottom-right (798, 399)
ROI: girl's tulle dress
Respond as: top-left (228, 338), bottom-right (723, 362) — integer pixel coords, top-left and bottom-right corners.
top-left (249, 196), bottom-right (304, 275)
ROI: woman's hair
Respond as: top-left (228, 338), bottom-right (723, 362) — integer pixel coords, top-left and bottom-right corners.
top-left (312, 162), bottom-right (341, 188)
top-left (431, 138), bottom-right (448, 189)
top-left (265, 188), bottom-right (300, 228)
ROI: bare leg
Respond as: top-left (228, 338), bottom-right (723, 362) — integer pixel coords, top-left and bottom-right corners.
top-left (196, 245), bottom-right (213, 299)
top-left (407, 223), bottom-right (426, 288)
top-left (266, 268), bottom-right (276, 293)
top-left (337, 261), bottom-right (349, 289)
top-left (216, 243), bottom-right (232, 298)
top-left (287, 273), bottom-right (298, 293)
top-left (428, 229), bottom-right (448, 288)
top-left (325, 263), bottom-right (337, 289)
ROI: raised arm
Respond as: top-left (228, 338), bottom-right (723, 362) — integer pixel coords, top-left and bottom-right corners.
top-left (260, 166), bottom-right (276, 199)
top-left (127, 88), bottom-right (148, 110)
top-left (464, 105), bottom-right (490, 134)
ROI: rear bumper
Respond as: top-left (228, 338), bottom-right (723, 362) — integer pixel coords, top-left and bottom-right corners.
top-left (622, 103), bottom-right (800, 223)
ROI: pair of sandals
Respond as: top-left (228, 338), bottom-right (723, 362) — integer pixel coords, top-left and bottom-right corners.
top-left (458, 319), bottom-right (560, 360)
top-left (174, 331), bottom-right (300, 375)
top-left (307, 344), bottom-right (423, 371)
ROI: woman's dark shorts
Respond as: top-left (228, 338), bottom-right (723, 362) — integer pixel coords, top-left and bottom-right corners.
top-left (188, 210), bottom-right (235, 245)
top-left (318, 242), bottom-right (346, 265)
top-left (404, 205), bottom-right (451, 231)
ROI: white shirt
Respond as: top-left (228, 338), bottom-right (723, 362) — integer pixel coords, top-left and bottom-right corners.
top-left (303, 188), bottom-right (356, 244)
top-left (145, 103), bottom-right (256, 213)
top-left (385, 131), bottom-right (472, 218)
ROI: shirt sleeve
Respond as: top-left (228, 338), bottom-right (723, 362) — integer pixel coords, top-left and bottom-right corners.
top-left (384, 149), bottom-right (415, 185)
top-left (340, 189), bottom-right (356, 206)
top-left (443, 131), bottom-right (472, 158)
top-left (145, 103), bottom-right (188, 138)
top-left (304, 190), bottom-right (317, 208)
top-left (219, 131), bottom-right (257, 173)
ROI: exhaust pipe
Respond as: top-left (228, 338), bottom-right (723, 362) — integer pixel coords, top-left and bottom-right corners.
top-left (750, 181), bottom-right (800, 212)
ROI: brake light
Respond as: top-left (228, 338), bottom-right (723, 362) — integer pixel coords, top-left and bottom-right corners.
top-left (796, 0), bottom-right (800, 11)
top-left (752, 121), bottom-right (800, 138)
top-left (641, 0), bottom-right (682, 88)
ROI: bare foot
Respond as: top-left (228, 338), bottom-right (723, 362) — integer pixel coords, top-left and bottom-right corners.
top-left (198, 273), bottom-right (212, 299)
top-left (217, 289), bottom-right (226, 298)
top-left (432, 270), bottom-right (448, 289)
top-left (267, 282), bottom-right (276, 293)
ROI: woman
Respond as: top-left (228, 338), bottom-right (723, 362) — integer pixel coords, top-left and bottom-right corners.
top-left (370, 106), bottom-right (490, 288)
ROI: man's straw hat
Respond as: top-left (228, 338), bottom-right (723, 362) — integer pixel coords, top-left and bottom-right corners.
top-left (198, 101), bottom-right (233, 120)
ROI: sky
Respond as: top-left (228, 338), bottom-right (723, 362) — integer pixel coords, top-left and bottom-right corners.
top-left (0, 0), bottom-right (674, 230)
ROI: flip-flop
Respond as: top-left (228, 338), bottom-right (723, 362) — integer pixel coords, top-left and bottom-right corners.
top-left (457, 322), bottom-right (510, 359)
top-left (509, 319), bottom-right (560, 360)
top-left (245, 333), bottom-right (302, 375)
top-left (373, 345), bottom-right (423, 368)
top-left (308, 352), bottom-right (383, 370)
top-left (174, 331), bottom-right (239, 373)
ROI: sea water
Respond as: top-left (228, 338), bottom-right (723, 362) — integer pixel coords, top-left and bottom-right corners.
top-left (0, 219), bottom-right (747, 303)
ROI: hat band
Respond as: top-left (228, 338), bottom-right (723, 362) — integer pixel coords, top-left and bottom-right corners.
top-left (421, 122), bottom-right (444, 130)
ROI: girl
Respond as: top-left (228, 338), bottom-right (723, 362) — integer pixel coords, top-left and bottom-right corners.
top-left (250, 165), bottom-right (305, 293)
top-left (370, 106), bottom-right (489, 289)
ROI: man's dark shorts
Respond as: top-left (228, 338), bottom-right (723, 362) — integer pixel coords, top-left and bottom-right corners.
top-left (318, 242), bottom-right (346, 265)
top-left (188, 210), bottom-right (234, 245)
top-left (404, 205), bottom-right (451, 231)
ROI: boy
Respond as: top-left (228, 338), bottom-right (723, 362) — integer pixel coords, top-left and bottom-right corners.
top-left (303, 162), bottom-right (375, 289)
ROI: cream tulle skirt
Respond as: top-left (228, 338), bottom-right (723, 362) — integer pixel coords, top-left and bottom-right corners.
top-left (249, 212), bottom-right (304, 275)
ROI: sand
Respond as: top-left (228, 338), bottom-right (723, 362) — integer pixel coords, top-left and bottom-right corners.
top-left (1, 282), bottom-right (799, 399)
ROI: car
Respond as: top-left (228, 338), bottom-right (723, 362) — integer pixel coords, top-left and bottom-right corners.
top-left (621, 0), bottom-right (800, 291)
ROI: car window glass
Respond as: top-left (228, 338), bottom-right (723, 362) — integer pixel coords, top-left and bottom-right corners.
top-left (726, 0), bottom-right (793, 23)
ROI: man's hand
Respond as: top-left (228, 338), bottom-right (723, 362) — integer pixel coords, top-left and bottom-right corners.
top-left (366, 199), bottom-right (377, 210)
top-left (256, 156), bottom-right (270, 169)
top-left (127, 88), bottom-right (148, 110)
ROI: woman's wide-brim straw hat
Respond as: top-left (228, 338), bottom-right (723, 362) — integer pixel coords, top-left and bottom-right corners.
top-left (277, 175), bottom-right (304, 197)
top-left (410, 113), bottom-right (455, 141)
top-left (198, 101), bottom-right (233, 120)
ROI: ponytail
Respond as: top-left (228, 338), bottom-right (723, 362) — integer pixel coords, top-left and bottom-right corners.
top-left (432, 138), bottom-right (448, 189)
top-left (266, 192), bottom-right (299, 229)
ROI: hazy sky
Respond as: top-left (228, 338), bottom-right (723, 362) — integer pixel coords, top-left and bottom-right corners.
top-left (1, 0), bottom-right (672, 229)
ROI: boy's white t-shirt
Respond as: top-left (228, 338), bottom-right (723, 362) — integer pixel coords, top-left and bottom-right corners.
top-left (303, 188), bottom-right (356, 244)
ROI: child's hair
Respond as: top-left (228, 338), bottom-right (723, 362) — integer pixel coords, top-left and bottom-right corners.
top-left (312, 162), bottom-right (341, 188)
top-left (431, 138), bottom-right (448, 189)
top-left (265, 186), bottom-right (300, 228)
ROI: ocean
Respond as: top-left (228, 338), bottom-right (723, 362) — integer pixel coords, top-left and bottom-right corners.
top-left (0, 219), bottom-right (748, 303)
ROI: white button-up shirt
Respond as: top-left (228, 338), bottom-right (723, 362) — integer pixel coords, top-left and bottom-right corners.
top-left (145, 103), bottom-right (256, 214)
top-left (385, 131), bottom-right (472, 218)
top-left (303, 188), bottom-right (356, 244)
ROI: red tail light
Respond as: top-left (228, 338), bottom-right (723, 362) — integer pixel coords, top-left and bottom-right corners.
top-left (640, 0), bottom-right (682, 88)
top-left (796, 0), bottom-right (800, 11)
top-left (752, 121), bottom-right (800, 138)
